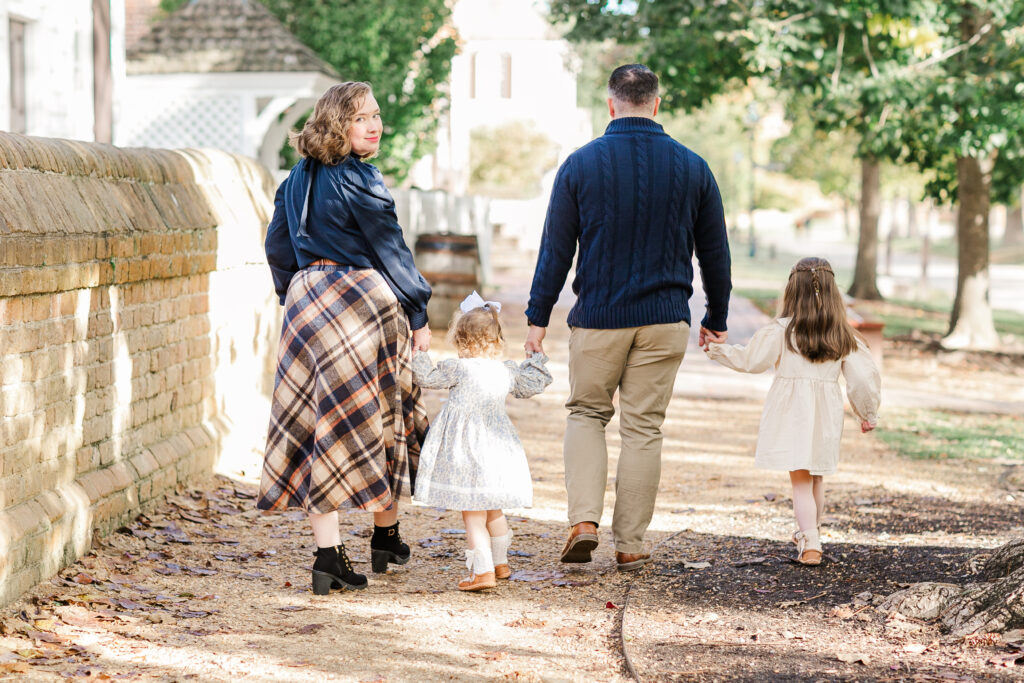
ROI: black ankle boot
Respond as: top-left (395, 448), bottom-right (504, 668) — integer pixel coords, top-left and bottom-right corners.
top-left (370, 522), bottom-right (411, 573)
top-left (311, 544), bottom-right (367, 594)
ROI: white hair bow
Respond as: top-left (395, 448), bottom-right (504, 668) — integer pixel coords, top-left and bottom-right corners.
top-left (460, 290), bottom-right (502, 314)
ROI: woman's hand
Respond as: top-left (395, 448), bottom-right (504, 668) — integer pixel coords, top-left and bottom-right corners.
top-left (860, 419), bottom-right (876, 433)
top-left (412, 326), bottom-right (432, 352)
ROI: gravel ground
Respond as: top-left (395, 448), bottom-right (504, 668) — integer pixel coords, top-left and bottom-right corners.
top-left (2, 303), bottom-right (1023, 682)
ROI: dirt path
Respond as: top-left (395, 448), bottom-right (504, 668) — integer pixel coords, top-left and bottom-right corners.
top-left (2, 300), bottom-right (1023, 682)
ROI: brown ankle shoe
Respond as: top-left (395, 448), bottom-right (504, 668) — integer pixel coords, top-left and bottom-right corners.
top-left (458, 571), bottom-right (496, 591)
top-left (494, 563), bottom-right (511, 580)
top-left (615, 551), bottom-right (651, 572)
top-left (560, 522), bottom-right (599, 563)
top-left (793, 529), bottom-right (822, 566)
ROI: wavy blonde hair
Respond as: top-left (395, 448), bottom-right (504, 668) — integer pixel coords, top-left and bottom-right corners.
top-left (447, 307), bottom-right (505, 359)
top-left (778, 256), bottom-right (859, 362)
top-left (290, 82), bottom-right (376, 165)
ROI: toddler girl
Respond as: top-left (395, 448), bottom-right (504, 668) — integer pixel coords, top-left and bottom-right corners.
top-left (705, 257), bottom-right (880, 565)
top-left (412, 292), bottom-right (552, 590)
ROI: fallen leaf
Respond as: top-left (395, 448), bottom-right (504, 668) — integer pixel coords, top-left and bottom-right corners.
top-left (683, 561), bottom-right (711, 570)
top-left (504, 617), bottom-right (546, 628)
top-left (554, 626), bottom-right (583, 637)
top-left (763, 492), bottom-right (778, 502)
top-left (605, 602), bottom-right (618, 609)
top-left (0, 661), bottom-right (31, 673)
top-left (829, 606), bottom-right (854, 619)
top-left (836, 653), bottom-right (871, 665)
top-left (32, 618), bottom-right (56, 632)
top-left (468, 651), bottom-right (506, 661)
top-left (293, 623), bottom-right (324, 635)
top-left (902, 643), bottom-right (928, 654)
top-left (72, 573), bottom-right (96, 585)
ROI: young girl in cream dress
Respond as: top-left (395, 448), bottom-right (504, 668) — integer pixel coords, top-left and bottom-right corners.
top-left (412, 292), bottom-right (552, 591)
top-left (705, 257), bottom-right (881, 565)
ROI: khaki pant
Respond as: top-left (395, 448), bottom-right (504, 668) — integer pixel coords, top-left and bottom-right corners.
top-left (563, 322), bottom-right (689, 554)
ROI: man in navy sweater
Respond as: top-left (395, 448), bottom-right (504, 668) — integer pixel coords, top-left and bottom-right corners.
top-left (524, 64), bottom-right (732, 572)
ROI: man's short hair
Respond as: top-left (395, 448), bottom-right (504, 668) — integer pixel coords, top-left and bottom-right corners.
top-left (608, 64), bottom-right (659, 107)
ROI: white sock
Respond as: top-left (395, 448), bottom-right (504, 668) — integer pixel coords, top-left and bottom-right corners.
top-left (465, 546), bottom-right (495, 575)
top-left (490, 530), bottom-right (512, 566)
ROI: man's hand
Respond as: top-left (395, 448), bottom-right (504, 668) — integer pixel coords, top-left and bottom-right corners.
top-left (524, 324), bottom-right (546, 356)
top-left (412, 326), bottom-right (432, 352)
top-left (860, 419), bottom-right (876, 433)
top-left (698, 327), bottom-right (727, 348)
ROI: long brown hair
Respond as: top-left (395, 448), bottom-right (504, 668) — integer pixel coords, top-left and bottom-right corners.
top-left (290, 82), bottom-right (375, 165)
top-left (447, 306), bottom-right (505, 359)
top-left (778, 257), bottom-right (858, 362)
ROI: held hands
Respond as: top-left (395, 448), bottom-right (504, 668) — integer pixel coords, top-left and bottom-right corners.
top-left (860, 419), bottom-right (876, 433)
top-left (524, 325), bottom-right (546, 356)
top-left (412, 326), bottom-right (432, 352)
top-left (699, 327), bottom-right (727, 350)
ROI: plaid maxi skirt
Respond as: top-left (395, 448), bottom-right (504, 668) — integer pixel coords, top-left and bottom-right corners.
top-left (258, 264), bottom-right (429, 514)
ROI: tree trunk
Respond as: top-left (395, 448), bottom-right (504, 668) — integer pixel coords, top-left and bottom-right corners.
top-left (842, 196), bottom-right (852, 238)
top-left (943, 154), bottom-right (999, 349)
top-left (882, 538), bottom-right (1024, 636)
top-left (906, 196), bottom-right (918, 238)
top-left (1005, 198), bottom-right (1023, 246)
top-left (848, 157), bottom-right (882, 300)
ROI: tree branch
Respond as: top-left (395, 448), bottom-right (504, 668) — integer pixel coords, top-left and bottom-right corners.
top-left (907, 22), bottom-right (992, 73)
top-left (832, 26), bottom-right (846, 89)
top-left (862, 32), bottom-right (880, 78)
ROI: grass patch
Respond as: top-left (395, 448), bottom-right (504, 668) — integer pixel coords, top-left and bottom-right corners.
top-left (732, 288), bottom-right (778, 316)
top-left (876, 408), bottom-right (1024, 462)
top-left (825, 297), bottom-right (1024, 339)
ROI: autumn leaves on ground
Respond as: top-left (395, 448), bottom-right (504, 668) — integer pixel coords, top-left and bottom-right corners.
top-left (2, 304), bottom-right (1023, 682)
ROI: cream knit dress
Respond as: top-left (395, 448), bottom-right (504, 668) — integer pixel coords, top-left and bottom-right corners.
top-left (706, 318), bottom-right (881, 475)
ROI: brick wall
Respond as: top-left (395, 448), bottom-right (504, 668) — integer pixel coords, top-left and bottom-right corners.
top-left (0, 133), bottom-right (281, 606)
top-left (125, 0), bottom-right (163, 48)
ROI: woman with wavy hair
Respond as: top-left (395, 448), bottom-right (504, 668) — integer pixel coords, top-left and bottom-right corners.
top-left (260, 82), bottom-right (432, 594)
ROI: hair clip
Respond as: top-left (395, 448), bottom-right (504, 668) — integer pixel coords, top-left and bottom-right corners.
top-left (459, 290), bottom-right (502, 314)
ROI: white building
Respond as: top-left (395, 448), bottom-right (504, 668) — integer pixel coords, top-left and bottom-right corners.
top-left (0, 0), bottom-right (125, 143)
top-left (409, 0), bottom-right (592, 194)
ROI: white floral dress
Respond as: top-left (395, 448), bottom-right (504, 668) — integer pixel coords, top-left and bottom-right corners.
top-left (411, 352), bottom-right (552, 510)
top-left (706, 318), bottom-right (881, 475)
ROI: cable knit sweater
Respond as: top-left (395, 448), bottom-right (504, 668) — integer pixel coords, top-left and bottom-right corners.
top-left (526, 117), bottom-right (732, 331)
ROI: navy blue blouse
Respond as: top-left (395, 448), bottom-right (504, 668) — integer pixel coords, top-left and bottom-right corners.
top-left (264, 156), bottom-right (431, 330)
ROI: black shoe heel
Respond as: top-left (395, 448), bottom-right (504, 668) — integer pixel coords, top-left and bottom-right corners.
top-left (371, 549), bottom-right (411, 573)
top-left (370, 523), bottom-right (411, 573)
top-left (311, 569), bottom-right (368, 593)
top-left (312, 570), bottom-right (335, 595)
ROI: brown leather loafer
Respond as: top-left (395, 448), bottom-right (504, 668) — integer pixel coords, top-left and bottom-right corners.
top-left (615, 551), bottom-right (651, 572)
top-left (458, 571), bottom-right (496, 591)
top-left (560, 522), bottom-right (599, 563)
top-left (494, 563), bottom-right (511, 580)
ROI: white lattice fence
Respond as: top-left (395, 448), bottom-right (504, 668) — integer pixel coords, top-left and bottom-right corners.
top-left (120, 95), bottom-right (245, 153)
